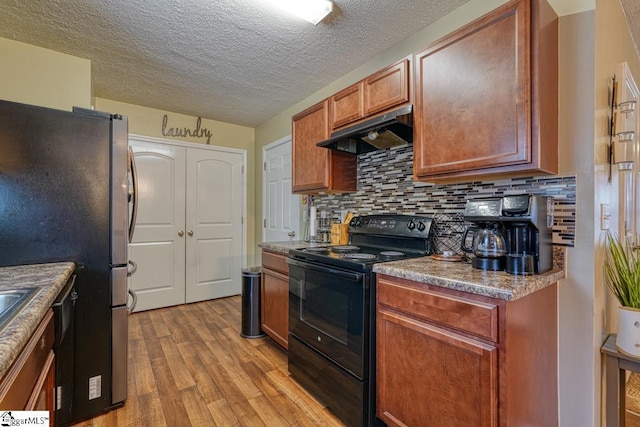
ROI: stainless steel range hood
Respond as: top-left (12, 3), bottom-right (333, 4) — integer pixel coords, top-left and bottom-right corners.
top-left (316, 105), bottom-right (413, 155)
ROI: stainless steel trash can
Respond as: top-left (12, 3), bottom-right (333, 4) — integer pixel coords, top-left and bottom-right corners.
top-left (241, 266), bottom-right (266, 338)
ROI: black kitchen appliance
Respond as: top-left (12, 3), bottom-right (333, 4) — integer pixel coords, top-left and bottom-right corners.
top-left (0, 99), bottom-right (138, 424)
top-left (463, 195), bottom-right (553, 275)
top-left (316, 105), bottom-right (413, 154)
top-left (52, 274), bottom-right (77, 427)
top-left (501, 195), bottom-right (553, 275)
top-left (287, 214), bottom-right (433, 427)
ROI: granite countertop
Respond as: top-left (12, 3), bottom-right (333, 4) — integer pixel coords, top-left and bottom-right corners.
top-left (373, 256), bottom-right (565, 301)
top-left (259, 240), bottom-right (330, 255)
top-left (0, 262), bottom-right (75, 380)
top-left (259, 241), bottom-right (564, 300)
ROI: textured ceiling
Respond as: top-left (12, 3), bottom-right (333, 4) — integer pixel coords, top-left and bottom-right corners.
top-left (621, 0), bottom-right (640, 59)
top-left (0, 0), bottom-right (471, 127)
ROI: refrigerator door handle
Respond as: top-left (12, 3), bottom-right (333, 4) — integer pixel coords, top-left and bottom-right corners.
top-left (128, 147), bottom-right (139, 244)
top-left (127, 259), bottom-right (137, 277)
top-left (127, 289), bottom-right (138, 313)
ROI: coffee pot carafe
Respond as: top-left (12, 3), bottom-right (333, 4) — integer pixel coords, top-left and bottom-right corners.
top-left (462, 222), bottom-right (507, 271)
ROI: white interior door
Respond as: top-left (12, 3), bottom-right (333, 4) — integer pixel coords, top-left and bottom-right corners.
top-left (263, 136), bottom-right (300, 242)
top-left (615, 62), bottom-right (640, 244)
top-left (185, 147), bottom-right (245, 303)
top-left (128, 140), bottom-right (186, 312)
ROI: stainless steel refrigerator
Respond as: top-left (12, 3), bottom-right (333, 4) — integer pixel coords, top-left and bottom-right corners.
top-left (0, 99), bottom-right (137, 424)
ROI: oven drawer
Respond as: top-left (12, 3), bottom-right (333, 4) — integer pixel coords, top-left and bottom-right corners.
top-left (377, 276), bottom-right (499, 342)
top-left (288, 335), bottom-right (367, 427)
top-left (262, 251), bottom-right (288, 274)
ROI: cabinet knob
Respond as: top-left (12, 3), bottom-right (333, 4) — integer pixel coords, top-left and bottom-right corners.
top-left (288, 231), bottom-right (296, 237)
top-left (178, 230), bottom-right (184, 237)
top-left (40, 335), bottom-right (46, 350)
top-left (188, 230), bottom-right (194, 237)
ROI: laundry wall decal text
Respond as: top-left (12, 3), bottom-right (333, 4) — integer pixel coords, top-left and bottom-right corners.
top-left (162, 114), bottom-right (213, 144)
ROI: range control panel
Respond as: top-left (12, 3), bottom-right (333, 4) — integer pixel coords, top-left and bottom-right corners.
top-left (349, 214), bottom-right (433, 237)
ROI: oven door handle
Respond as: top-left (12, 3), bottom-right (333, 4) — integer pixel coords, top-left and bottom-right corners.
top-left (286, 257), bottom-right (365, 282)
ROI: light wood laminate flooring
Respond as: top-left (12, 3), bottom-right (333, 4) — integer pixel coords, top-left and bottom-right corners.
top-left (72, 296), bottom-right (344, 426)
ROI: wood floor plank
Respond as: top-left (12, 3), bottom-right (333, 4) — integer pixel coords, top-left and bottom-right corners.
top-left (181, 386), bottom-right (217, 426)
top-left (147, 308), bottom-right (170, 338)
top-left (129, 337), bottom-right (157, 396)
top-left (128, 311), bottom-right (143, 341)
top-left (160, 336), bottom-right (196, 390)
top-left (266, 369), bottom-right (344, 427)
top-left (207, 399), bottom-right (241, 426)
top-left (176, 341), bottom-right (223, 404)
top-left (137, 390), bottom-right (168, 427)
top-left (72, 296), bottom-right (345, 427)
top-left (147, 354), bottom-right (191, 426)
top-left (249, 394), bottom-right (293, 427)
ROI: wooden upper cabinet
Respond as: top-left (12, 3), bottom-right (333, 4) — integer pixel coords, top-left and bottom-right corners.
top-left (414, 0), bottom-right (558, 182)
top-left (365, 58), bottom-right (410, 116)
top-left (330, 82), bottom-right (365, 129)
top-left (329, 56), bottom-right (411, 131)
top-left (292, 100), bottom-right (356, 193)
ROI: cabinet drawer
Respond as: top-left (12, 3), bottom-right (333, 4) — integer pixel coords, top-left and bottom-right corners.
top-left (262, 251), bottom-right (289, 275)
top-left (377, 277), bottom-right (498, 342)
top-left (0, 309), bottom-right (55, 410)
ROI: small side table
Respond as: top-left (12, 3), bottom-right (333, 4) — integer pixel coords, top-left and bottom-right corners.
top-left (601, 333), bottom-right (640, 426)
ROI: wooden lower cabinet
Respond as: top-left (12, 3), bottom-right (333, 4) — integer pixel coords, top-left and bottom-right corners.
top-left (376, 275), bottom-right (558, 427)
top-left (261, 250), bottom-right (289, 349)
top-left (0, 309), bottom-right (55, 422)
top-left (28, 350), bottom-right (55, 414)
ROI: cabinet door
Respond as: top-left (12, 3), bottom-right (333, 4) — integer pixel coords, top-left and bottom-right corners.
top-left (330, 82), bottom-right (364, 129)
top-left (292, 100), bottom-right (356, 193)
top-left (365, 58), bottom-right (410, 116)
top-left (261, 267), bottom-right (289, 349)
top-left (292, 100), bottom-right (332, 192)
top-left (377, 308), bottom-right (498, 427)
top-left (414, 0), bottom-right (530, 178)
top-left (27, 350), bottom-right (55, 423)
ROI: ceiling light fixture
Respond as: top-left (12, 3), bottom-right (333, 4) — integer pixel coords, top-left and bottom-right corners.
top-left (268, 0), bottom-right (333, 25)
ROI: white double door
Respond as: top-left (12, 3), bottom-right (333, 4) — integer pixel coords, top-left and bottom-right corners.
top-left (129, 136), bottom-right (245, 312)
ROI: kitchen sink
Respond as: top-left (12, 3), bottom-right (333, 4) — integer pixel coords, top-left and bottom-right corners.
top-left (0, 287), bottom-right (39, 332)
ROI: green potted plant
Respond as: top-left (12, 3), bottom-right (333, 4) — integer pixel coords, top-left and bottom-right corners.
top-left (605, 231), bottom-right (640, 357)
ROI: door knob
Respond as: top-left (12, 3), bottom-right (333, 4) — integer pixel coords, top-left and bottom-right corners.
top-left (178, 230), bottom-right (184, 237)
top-left (288, 231), bottom-right (296, 237)
top-left (188, 230), bottom-right (194, 237)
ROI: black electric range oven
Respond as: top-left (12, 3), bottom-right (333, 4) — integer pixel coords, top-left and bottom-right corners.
top-left (287, 214), bottom-right (433, 427)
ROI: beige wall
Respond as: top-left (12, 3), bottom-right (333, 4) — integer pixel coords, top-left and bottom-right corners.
top-left (0, 37), bottom-right (91, 111)
top-left (557, 11), bottom-right (597, 425)
top-left (594, 0), bottom-right (640, 424)
top-left (94, 98), bottom-right (258, 264)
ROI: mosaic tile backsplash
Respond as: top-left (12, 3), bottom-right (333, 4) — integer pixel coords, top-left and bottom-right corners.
top-left (311, 145), bottom-right (576, 248)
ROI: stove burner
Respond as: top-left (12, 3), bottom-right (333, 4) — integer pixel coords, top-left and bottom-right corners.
top-left (331, 245), bottom-right (360, 252)
top-left (305, 247), bottom-right (328, 253)
top-left (380, 251), bottom-right (405, 257)
top-left (343, 253), bottom-right (377, 260)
